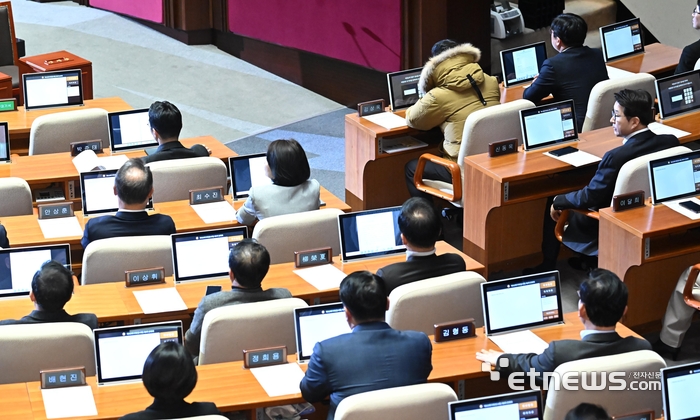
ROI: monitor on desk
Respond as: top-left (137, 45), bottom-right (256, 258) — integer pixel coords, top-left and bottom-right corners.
top-left (500, 41), bottom-right (548, 88)
top-left (80, 169), bottom-right (154, 216)
top-left (338, 206), bottom-right (404, 262)
top-left (520, 99), bottom-right (578, 150)
top-left (108, 108), bottom-right (159, 153)
top-left (229, 153), bottom-right (272, 200)
top-left (648, 149), bottom-right (700, 204)
top-left (655, 70), bottom-right (700, 119)
top-left (387, 67), bottom-right (422, 112)
top-left (294, 302), bottom-right (352, 363)
top-left (448, 390), bottom-right (543, 420)
top-left (0, 122), bottom-right (10, 164)
top-left (171, 226), bottom-right (248, 283)
top-left (600, 18), bottom-right (644, 62)
top-left (0, 244), bottom-right (71, 299)
top-left (22, 69), bottom-right (84, 111)
top-left (661, 360), bottom-right (700, 420)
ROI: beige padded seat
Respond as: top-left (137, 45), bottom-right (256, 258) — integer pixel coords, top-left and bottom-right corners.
top-left (0, 177), bottom-right (32, 216)
top-left (581, 73), bottom-right (656, 132)
top-left (29, 108), bottom-right (110, 155)
top-left (147, 157), bottom-right (228, 203)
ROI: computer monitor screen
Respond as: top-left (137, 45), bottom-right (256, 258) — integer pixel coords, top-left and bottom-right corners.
top-left (655, 70), bottom-right (700, 119)
top-left (481, 270), bottom-right (563, 335)
top-left (0, 122), bottom-right (10, 163)
top-left (294, 302), bottom-right (352, 362)
top-left (520, 100), bottom-right (578, 150)
top-left (22, 69), bottom-right (84, 110)
top-left (600, 18), bottom-right (644, 62)
top-left (449, 390), bottom-right (543, 420)
top-left (500, 41), bottom-right (548, 87)
top-left (171, 227), bottom-right (248, 283)
top-left (661, 361), bottom-right (700, 420)
top-left (93, 321), bottom-right (183, 385)
top-left (387, 67), bottom-right (422, 111)
top-left (648, 150), bottom-right (700, 204)
top-left (338, 206), bottom-right (404, 262)
top-left (108, 109), bottom-right (158, 152)
top-left (229, 153), bottom-right (272, 200)
top-left (0, 244), bottom-right (71, 299)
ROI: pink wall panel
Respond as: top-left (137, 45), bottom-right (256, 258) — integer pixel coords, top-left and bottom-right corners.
top-left (227, 0), bottom-right (402, 72)
top-left (90, 0), bottom-right (164, 24)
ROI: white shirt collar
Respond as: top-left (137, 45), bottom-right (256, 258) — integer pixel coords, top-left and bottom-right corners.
top-left (117, 208), bottom-right (148, 213)
top-left (622, 127), bottom-right (649, 145)
top-left (406, 248), bottom-right (436, 260)
top-left (580, 329), bottom-right (617, 339)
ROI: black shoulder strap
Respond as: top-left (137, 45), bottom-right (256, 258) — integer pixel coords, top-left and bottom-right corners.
top-left (466, 74), bottom-right (487, 106)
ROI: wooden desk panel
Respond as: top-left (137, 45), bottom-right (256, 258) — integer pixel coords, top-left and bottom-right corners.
top-left (21, 50), bottom-right (94, 100)
top-left (0, 71), bottom-right (12, 99)
top-left (0, 383), bottom-right (32, 420)
top-left (606, 43), bottom-right (681, 76)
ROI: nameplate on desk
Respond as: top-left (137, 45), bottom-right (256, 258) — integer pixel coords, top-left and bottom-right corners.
top-left (125, 267), bottom-right (166, 287)
top-left (294, 247), bottom-right (333, 268)
top-left (70, 140), bottom-right (103, 156)
top-left (40, 367), bottom-right (87, 389)
top-left (357, 99), bottom-right (385, 117)
top-left (434, 318), bottom-right (476, 342)
top-left (243, 346), bottom-right (288, 369)
top-left (38, 202), bottom-right (74, 219)
top-left (488, 139), bottom-right (518, 157)
top-left (0, 98), bottom-right (17, 112)
top-left (190, 186), bottom-right (224, 205)
top-left (612, 190), bottom-right (645, 212)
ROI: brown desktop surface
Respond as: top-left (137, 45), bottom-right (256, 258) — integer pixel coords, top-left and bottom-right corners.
top-left (21, 50), bottom-right (94, 100)
top-left (606, 43), bottom-right (682, 75)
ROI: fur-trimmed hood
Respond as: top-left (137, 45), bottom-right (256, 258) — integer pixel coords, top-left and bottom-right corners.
top-left (418, 43), bottom-right (483, 94)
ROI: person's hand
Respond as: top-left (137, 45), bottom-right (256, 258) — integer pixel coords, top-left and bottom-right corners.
top-left (550, 204), bottom-right (562, 221)
top-left (476, 349), bottom-right (503, 366)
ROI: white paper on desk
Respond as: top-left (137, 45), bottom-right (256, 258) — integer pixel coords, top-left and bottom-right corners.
top-left (489, 330), bottom-right (549, 355)
top-left (38, 217), bottom-right (83, 239)
top-left (294, 264), bottom-right (347, 290)
top-left (133, 287), bottom-right (187, 314)
top-left (544, 150), bottom-right (601, 167)
top-left (649, 122), bottom-right (691, 139)
top-left (251, 363), bottom-right (305, 397)
top-left (41, 385), bottom-right (98, 419)
top-left (191, 201), bottom-right (236, 223)
top-left (72, 150), bottom-right (128, 173)
top-left (664, 197), bottom-right (700, 220)
top-left (362, 112), bottom-right (407, 130)
top-left (606, 65), bottom-right (634, 79)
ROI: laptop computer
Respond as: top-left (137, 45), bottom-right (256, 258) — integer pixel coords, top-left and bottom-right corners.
top-left (22, 69), bottom-right (84, 111)
top-left (0, 244), bottom-right (71, 299)
top-left (338, 206), bottom-right (405, 262)
top-left (661, 360), bottom-right (700, 420)
top-left (520, 100), bottom-right (578, 151)
top-left (0, 122), bottom-right (10, 164)
top-left (387, 67), bottom-right (422, 112)
top-left (93, 321), bottom-right (183, 386)
top-left (108, 109), bottom-right (159, 153)
top-left (171, 226), bottom-right (248, 283)
top-left (80, 169), bottom-right (154, 216)
top-left (655, 69), bottom-right (700, 120)
top-left (229, 153), bottom-right (272, 200)
top-left (448, 390), bottom-right (543, 420)
top-left (293, 302), bottom-right (352, 363)
top-left (600, 18), bottom-right (644, 62)
top-left (648, 149), bottom-right (700, 205)
top-left (481, 270), bottom-right (564, 336)
top-left (500, 41), bottom-right (548, 88)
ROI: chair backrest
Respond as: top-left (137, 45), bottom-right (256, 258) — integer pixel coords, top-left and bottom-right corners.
top-left (695, 57), bottom-right (700, 70)
top-left (543, 350), bottom-right (666, 420)
top-left (612, 145), bottom-right (691, 201)
top-left (147, 157), bottom-right (228, 203)
top-left (29, 108), bottom-right (110, 155)
top-left (81, 235), bottom-right (172, 285)
top-left (0, 322), bottom-right (95, 385)
top-left (0, 177), bottom-right (32, 216)
top-left (386, 271), bottom-right (486, 336)
top-left (0, 2), bottom-right (18, 67)
top-left (581, 73), bottom-right (656, 132)
top-left (198, 297), bottom-right (308, 365)
top-left (252, 208), bottom-right (344, 264)
top-left (334, 382), bottom-right (457, 420)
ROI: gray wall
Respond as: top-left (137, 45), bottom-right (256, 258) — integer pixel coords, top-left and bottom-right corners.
top-left (622, 0), bottom-right (698, 48)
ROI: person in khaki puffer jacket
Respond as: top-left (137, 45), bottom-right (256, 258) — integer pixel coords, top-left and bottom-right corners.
top-left (404, 39), bottom-right (500, 200)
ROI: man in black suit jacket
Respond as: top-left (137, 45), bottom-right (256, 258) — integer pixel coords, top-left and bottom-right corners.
top-left (0, 225), bottom-right (8, 248)
top-left (477, 269), bottom-right (651, 380)
top-left (376, 198), bottom-right (466, 294)
top-left (523, 13), bottom-right (608, 132)
top-left (675, 1), bottom-right (700, 74)
top-left (0, 261), bottom-right (97, 329)
top-left (81, 158), bottom-right (176, 248)
top-left (141, 101), bottom-right (209, 164)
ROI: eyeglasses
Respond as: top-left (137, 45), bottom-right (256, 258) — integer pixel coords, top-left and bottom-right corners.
top-left (694, 7), bottom-right (699, 14)
top-left (611, 110), bottom-right (622, 120)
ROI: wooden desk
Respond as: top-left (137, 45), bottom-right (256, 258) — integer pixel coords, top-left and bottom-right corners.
top-left (0, 71), bottom-right (11, 99)
top-left (606, 43), bottom-right (682, 76)
top-left (21, 51), bottom-right (94, 101)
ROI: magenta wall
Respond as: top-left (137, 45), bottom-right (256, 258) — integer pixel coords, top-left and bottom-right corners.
top-left (90, 0), bottom-right (164, 24)
top-left (227, 0), bottom-right (402, 72)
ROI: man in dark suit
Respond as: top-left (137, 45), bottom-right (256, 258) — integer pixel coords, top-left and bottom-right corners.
top-left (0, 225), bottom-right (8, 249)
top-left (476, 269), bottom-right (651, 380)
top-left (376, 197), bottom-right (466, 294)
top-left (0, 261), bottom-right (97, 329)
top-left (523, 13), bottom-right (608, 132)
top-left (141, 101), bottom-right (209, 164)
top-left (675, 1), bottom-right (700, 74)
top-left (300, 271), bottom-right (432, 420)
top-left (81, 158), bottom-right (176, 248)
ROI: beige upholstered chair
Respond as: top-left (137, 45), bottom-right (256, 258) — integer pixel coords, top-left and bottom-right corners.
top-left (543, 350), bottom-right (666, 420)
top-left (198, 298), bottom-right (308, 365)
top-left (694, 58), bottom-right (700, 71)
top-left (0, 323), bottom-right (95, 385)
top-left (0, 177), bottom-right (32, 216)
top-left (334, 383), bottom-right (457, 420)
top-left (581, 73), bottom-right (656, 132)
top-left (386, 271), bottom-right (486, 336)
top-left (29, 108), bottom-right (110, 155)
top-left (413, 99), bottom-right (535, 206)
top-left (147, 157), bottom-right (228, 203)
top-left (0, 1), bottom-right (20, 96)
top-left (252, 208), bottom-right (344, 264)
top-left (81, 235), bottom-right (172, 285)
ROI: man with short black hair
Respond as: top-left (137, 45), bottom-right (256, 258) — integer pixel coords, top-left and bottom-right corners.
top-left (300, 271), bottom-right (432, 420)
top-left (141, 101), bottom-right (209, 164)
top-left (81, 158), bottom-right (176, 248)
top-left (184, 239), bottom-right (291, 357)
top-left (675, 1), bottom-right (700, 74)
top-left (376, 198), bottom-right (466, 294)
top-left (0, 261), bottom-right (97, 329)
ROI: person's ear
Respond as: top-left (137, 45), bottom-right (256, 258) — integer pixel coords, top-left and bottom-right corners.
top-left (113, 185), bottom-right (118, 196)
top-left (344, 307), bottom-right (355, 329)
top-left (229, 269), bottom-right (235, 282)
top-left (148, 187), bottom-right (154, 200)
top-left (578, 302), bottom-right (588, 321)
top-left (400, 233), bottom-right (407, 246)
top-left (29, 290), bottom-right (36, 303)
top-left (386, 297), bottom-right (390, 312)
